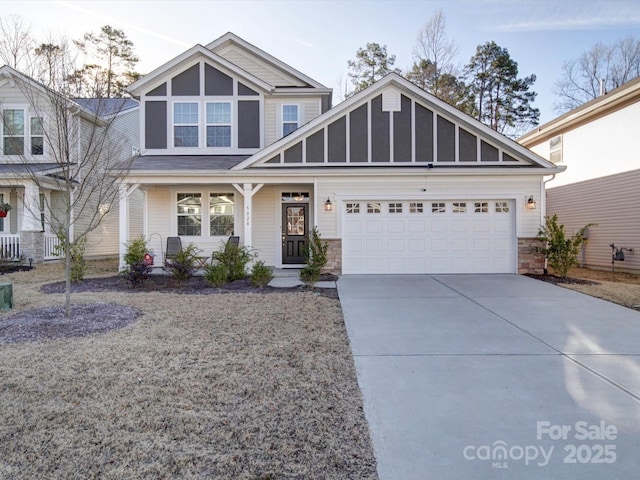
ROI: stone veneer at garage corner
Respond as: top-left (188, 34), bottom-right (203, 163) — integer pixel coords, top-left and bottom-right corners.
top-left (518, 238), bottom-right (545, 275)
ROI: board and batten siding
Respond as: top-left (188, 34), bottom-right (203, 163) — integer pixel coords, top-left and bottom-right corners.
top-left (547, 169), bottom-right (640, 272)
top-left (315, 175), bottom-right (543, 239)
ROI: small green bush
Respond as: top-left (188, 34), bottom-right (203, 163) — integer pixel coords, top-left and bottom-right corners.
top-left (250, 260), bottom-right (273, 288)
top-left (204, 262), bottom-right (228, 287)
top-left (299, 226), bottom-right (329, 287)
top-left (165, 243), bottom-right (201, 281)
top-left (120, 236), bottom-right (152, 287)
top-left (536, 214), bottom-right (594, 278)
top-left (55, 234), bottom-right (87, 283)
top-left (211, 239), bottom-right (252, 282)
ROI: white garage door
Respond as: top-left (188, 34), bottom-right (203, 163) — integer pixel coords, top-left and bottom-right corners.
top-left (342, 200), bottom-right (515, 274)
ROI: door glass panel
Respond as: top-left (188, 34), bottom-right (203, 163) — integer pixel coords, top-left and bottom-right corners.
top-left (287, 206), bottom-right (305, 236)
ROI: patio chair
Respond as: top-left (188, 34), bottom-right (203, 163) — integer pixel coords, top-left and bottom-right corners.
top-left (165, 236), bottom-right (182, 265)
top-left (225, 236), bottom-right (240, 253)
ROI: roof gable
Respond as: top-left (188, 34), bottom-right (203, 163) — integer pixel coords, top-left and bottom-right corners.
top-left (207, 32), bottom-right (326, 89)
top-left (234, 74), bottom-right (558, 171)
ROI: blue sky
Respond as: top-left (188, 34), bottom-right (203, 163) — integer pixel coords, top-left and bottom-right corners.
top-left (3, 0), bottom-right (640, 124)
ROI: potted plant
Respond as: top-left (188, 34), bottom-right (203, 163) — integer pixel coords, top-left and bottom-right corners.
top-left (0, 202), bottom-right (11, 218)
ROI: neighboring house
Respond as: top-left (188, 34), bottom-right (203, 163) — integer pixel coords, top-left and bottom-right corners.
top-left (119, 32), bottom-right (562, 275)
top-left (0, 65), bottom-right (139, 263)
top-left (519, 77), bottom-right (640, 272)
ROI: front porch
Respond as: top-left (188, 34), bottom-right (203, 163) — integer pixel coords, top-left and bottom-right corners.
top-left (0, 232), bottom-right (61, 262)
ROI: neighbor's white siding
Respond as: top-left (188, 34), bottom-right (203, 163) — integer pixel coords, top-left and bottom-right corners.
top-left (547, 169), bottom-right (640, 272)
top-left (529, 101), bottom-right (640, 187)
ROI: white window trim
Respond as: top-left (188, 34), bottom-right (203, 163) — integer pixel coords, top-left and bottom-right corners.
top-left (172, 188), bottom-right (239, 239)
top-left (205, 101), bottom-right (233, 148)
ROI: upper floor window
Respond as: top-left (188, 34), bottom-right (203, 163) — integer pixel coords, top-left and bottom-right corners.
top-left (206, 102), bottom-right (231, 147)
top-left (3, 109), bottom-right (24, 155)
top-left (282, 105), bottom-right (299, 136)
top-left (174, 102), bottom-right (198, 147)
top-left (31, 117), bottom-right (44, 155)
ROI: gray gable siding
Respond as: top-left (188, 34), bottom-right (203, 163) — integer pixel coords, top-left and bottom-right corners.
top-left (147, 83), bottom-right (167, 96)
top-left (172, 64), bottom-right (200, 96)
top-left (238, 82), bottom-right (259, 96)
top-left (257, 82), bottom-right (537, 167)
top-left (238, 100), bottom-right (260, 148)
top-left (205, 64), bottom-right (233, 95)
top-left (145, 101), bottom-right (167, 149)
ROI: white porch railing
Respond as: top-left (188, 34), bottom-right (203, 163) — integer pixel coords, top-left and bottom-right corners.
top-left (44, 233), bottom-right (61, 260)
top-left (0, 234), bottom-right (20, 259)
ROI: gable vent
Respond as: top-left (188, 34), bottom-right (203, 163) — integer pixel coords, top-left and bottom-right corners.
top-left (382, 88), bottom-right (401, 112)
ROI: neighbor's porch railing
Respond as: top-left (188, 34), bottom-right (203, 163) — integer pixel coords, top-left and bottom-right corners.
top-left (44, 233), bottom-right (61, 260)
top-left (0, 234), bottom-right (20, 259)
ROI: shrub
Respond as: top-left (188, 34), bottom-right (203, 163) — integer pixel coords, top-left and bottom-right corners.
top-left (210, 238), bottom-right (252, 282)
top-left (250, 260), bottom-right (273, 288)
top-left (121, 236), bottom-right (152, 287)
top-left (204, 262), bottom-right (228, 288)
top-left (299, 226), bottom-right (329, 287)
top-left (165, 243), bottom-right (201, 281)
top-left (55, 234), bottom-right (87, 283)
top-left (536, 215), bottom-right (593, 278)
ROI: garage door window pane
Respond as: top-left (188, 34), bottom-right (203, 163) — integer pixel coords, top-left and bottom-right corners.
top-left (496, 201), bottom-right (509, 213)
top-left (346, 203), bottom-right (360, 214)
top-left (389, 202), bottom-right (402, 213)
top-left (410, 202), bottom-right (423, 213)
top-left (367, 202), bottom-right (381, 214)
top-left (453, 202), bottom-right (466, 213)
top-left (432, 202), bottom-right (445, 213)
top-left (474, 202), bottom-right (488, 213)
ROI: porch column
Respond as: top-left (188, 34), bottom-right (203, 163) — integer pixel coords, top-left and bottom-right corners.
top-left (22, 181), bottom-right (41, 232)
top-left (118, 183), bottom-right (139, 269)
top-left (233, 183), bottom-right (264, 250)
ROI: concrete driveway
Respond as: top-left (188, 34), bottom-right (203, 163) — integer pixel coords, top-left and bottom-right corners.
top-left (338, 274), bottom-right (640, 479)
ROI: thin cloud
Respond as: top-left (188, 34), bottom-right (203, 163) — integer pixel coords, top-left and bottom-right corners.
top-left (495, 12), bottom-right (640, 32)
top-left (53, 0), bottom-right (192, 48)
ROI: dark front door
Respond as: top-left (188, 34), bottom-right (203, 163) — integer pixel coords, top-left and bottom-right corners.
top-left (282, 204), bottom-right (308, 264)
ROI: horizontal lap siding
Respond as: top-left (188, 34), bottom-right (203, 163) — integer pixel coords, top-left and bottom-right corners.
top-left (251, 186), bottom-right (277, 266)
top-left (146, 187), bottom-right (171, 257)
top-left (264, 97), bottom-right (322, 146)
top-left (547, 170), bottom-right (640, 271)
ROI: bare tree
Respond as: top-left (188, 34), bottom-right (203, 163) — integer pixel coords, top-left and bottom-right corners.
top-left (0, 15), bottom-right (34, 72)
top-left (1, 64), bottom-right (135, 317)
top-left (409, 9), bottom-right (459, 98)
top-left (553, 36), bottom-right (640, 112)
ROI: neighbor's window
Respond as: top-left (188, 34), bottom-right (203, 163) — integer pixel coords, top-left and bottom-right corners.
top-left (432, 202), bottom-right (445, 213)
top-left (206, 102), bottom-right (231, 147)
top-left (410, 202), bottom-right (423, 213)
top-left (3, 109), bottom-right (24, 155)
top-left (210, 193), bottom-right (234, 236)
top-left (453, 202), bottom-right (466, 213)
top-left (177, 193), bottom-right (201, 236)
top-left (174, 102), bottom-right (199, 147)
top-left (282, 105), bottom-right (299, 136)
top-left (31, 117), bottom-right (44, 155)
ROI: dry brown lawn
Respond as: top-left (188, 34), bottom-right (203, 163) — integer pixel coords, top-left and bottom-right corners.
top-left (0, 261), bottom-right (378, 479)
top-left (550, 267), bottom-right (640, 309)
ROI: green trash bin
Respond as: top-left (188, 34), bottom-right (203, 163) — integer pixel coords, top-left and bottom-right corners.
top-left (0, 283), bottom-right (13, 311)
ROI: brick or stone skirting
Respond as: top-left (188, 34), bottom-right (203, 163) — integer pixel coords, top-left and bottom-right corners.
top-left (324, 238), bottom-right (342, 275)
top-left (19, 231), bottom-right (45, 264)
top-left (518, 237), bottom-right (545, 275)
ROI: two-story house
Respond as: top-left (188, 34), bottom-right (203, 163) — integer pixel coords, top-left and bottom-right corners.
top-left (519, 77), bottom-right (640, 272)
top-left (119, 32), bottom-right (562, 275)
top-left (0, 65), bottom-right (139, 263)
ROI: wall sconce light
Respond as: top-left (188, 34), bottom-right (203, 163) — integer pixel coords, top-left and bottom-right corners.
top-left (527, 196), bottom-right (536, 210)
top-left (324, 197), bottom-right (333, 212)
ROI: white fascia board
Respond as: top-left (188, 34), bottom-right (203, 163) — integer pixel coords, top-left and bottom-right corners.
top-left (126, 45), bottom-right (273, 96)
top-left (206, 32), bottom-right (327, 89)
top-left (272, 87), bottom-right (333, 96)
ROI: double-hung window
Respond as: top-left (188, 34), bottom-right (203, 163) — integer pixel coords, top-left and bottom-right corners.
top-left (3, 109), bottom-right (25, 155)
top-left (177, 193), bottom-right (202, 236)
top-left (209, 193), bottom-right (234, 236)
top-left (206, 102), bottom-right (231, 147)
top-left (30, 117), bottom-right (44, 155)
top-left (282, 105), bottom-right (298, 136)
top-left (174, 103), bottom-right (199, 147)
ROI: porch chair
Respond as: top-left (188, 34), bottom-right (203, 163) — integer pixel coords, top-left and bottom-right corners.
top-left (165, 236), bottom-right (182, 265)
top-left (225, 236), bottom-right (240, 253)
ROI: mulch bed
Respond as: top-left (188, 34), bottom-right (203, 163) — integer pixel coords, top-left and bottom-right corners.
top-left (40, 274), bottom-right (339, 299)
top-left (0, 265), bottom-right (33, 275)
top-left (525, 273), bottom-right (600, 286)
